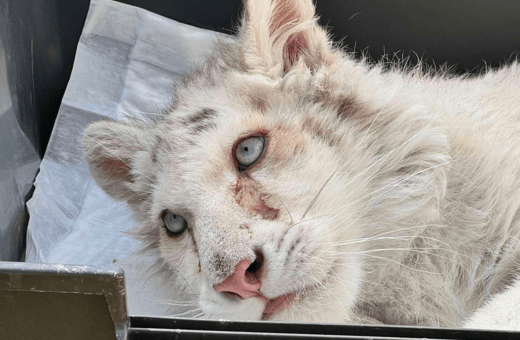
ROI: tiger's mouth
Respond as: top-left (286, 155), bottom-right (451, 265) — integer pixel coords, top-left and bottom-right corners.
top-left (262, 293), bottom-right (295, 319)
top-left (260, 266), bottom-right (339, 319)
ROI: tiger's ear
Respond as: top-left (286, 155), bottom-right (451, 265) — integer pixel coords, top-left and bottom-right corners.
top-left (239, 0), bottom-right (336, 77)
top-left (82, 119), bottom-right (154, 202)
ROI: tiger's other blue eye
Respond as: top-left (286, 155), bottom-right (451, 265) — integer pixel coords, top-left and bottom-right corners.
top-left (163, 211), bottom-right (188, 236)
top-left (236, 137), bottom-right (264, 170)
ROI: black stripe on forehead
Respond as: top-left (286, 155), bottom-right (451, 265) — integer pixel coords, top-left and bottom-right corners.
top-left (302, 116), bottom-right (342, 147)
top-left (184, 108), bottom-right (218, 133)
top-left (188, 108), bottom-right (217, 124)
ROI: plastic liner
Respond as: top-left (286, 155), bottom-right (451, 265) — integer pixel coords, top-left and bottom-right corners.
top-left (24, 0), bottom-right (233, 316)
top-left (0, 19), bottom-right (41, 262)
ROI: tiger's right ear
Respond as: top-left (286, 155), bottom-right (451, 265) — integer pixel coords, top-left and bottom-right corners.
top-left (239, 0), bottom-right (336, 77)
top-left (82, 119), bottom-right (154, 202)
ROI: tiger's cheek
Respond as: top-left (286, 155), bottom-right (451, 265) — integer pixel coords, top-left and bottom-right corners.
top-left (158, 229), bottom-right (202, 275)
top-left (232, 175), bottom-right (280, 220)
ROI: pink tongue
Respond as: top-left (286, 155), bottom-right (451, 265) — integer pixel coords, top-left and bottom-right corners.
top-left (263, 294), bottom-right (294, 316)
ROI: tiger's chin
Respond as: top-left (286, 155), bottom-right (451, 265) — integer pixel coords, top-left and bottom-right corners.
top-left (264, 288), bottom-right (358, 323)
top-left (199, 293), bottom-right (356, 324)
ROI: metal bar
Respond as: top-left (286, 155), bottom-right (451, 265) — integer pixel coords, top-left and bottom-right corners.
top-left (130, 316), bottom-right (520, 339)
top-left (128, 328), bottom-right (413, 340)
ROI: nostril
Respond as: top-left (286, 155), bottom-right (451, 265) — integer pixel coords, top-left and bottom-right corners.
top-left (225, 292), bottom-right (242, 299)
top-left (246, 250), bottom-right (264, 274)
top-left (245, 249), bottom-right (264, 284)
top-left (246, 261), bottom-right (262, 274)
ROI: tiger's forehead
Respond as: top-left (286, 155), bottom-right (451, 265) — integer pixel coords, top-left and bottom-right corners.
top-left (154, 96), bottom-right (313, 177)
top-left (151, 64), bottom-right (350, 188)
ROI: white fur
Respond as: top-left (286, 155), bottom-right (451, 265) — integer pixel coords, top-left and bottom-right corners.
top-left (464, 277), bottom-right (520, 330)
top-left (83, 0), bottom-right (520, 329)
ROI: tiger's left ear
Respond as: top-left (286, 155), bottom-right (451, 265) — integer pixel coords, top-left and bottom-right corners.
top-left (239, 0), bottom-right (336, 77)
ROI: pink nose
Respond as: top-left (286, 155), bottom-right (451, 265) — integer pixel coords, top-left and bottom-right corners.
top-left (214, 257), bottom-right (264, 300)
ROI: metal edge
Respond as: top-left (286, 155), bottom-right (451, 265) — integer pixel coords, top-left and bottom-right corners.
top-left (0, 261), bottom-right (129, 340)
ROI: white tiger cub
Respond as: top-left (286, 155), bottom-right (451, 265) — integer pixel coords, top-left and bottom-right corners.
top-left (82, 0), bottom-right (520, 329)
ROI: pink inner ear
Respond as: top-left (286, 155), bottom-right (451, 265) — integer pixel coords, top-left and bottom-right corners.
top-left (283, 33), bottom-right (308, 70)
top-left (270, 0), bottom-right (299, 33)
top-left (99, 158), bottom-right (132, 181)
top-left (269, 0), bottom-right (309, 71)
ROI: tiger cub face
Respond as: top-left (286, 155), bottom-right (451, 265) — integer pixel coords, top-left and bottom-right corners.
top-left (83, 0), bottom-right (448, 322)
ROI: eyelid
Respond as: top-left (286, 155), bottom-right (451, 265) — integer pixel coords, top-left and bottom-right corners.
top-left (160, 209), bottom-right (168, 221)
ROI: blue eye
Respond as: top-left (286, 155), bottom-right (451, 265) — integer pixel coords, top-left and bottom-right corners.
top-left (163, 211), bottom-right (188, 236)
top-left (236, 137), bottom-right (265, 170)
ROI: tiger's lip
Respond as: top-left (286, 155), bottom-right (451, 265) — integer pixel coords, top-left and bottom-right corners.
top-left (261, 293), bottom-right (295, 319)
top-left (223, 290), bottom-right (295, 319)
top-left (259, 266), bottom-right (338, 319)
